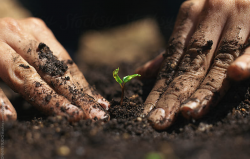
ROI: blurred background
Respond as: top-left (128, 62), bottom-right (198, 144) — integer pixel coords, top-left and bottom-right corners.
top-left (0, 0), bottom-right (184, 67)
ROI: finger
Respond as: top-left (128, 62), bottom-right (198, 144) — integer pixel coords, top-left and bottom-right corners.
top-left (0, 18), bottom-right (109, 120)
top-left (0, 88), bottom-right (17, 121)
top-left (148, 0), bottom-right (230, 130)
top-left (135, 51), bottom-right (165, 79)
top-left (19, 41), bottom-right (109, 121)
top-left (141, 0), bottom-right (206, 117)
top-left (228, 40), bottom-right (250, 81)
top-left (0, 42), bottom-right (84, 122)
top-left (181, 2), bottom-right (250, 118)
top-left (35, 43), bottom-right (109, 120)
top-left (19, 18), bottom-right (110, 110)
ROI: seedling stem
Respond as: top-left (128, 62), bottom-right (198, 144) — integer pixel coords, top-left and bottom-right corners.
top-left (113, 68), bottom-right (141, 106)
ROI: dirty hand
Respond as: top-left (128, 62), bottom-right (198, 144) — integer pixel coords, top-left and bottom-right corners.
top-left (136, 0), bottom-right (250, 130)
top-left (0, 17), bottom-right (110, 121)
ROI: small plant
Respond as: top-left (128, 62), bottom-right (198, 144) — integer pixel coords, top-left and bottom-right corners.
top-left (113, 68), bottom-right (141, 106)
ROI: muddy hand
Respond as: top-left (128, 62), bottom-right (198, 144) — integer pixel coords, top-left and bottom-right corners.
top-left (136, 0), bottom-right (250, 130)
top-left (0, 17), bottom-right (110, 122)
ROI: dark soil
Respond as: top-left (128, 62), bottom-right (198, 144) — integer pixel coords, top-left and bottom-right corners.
top-left (2, 62), bottom-right (250, 159)
top-left (38, 43), bottom-right (68, 76)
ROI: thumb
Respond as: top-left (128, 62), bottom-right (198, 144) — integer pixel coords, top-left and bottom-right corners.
top-left (135, 51), bottom-right (165, 79)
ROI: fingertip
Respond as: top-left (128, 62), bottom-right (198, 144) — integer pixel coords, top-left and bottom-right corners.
top-left (1, 110), bottom-right (17, 121)
top-left (180, 104), bottom-right (198, 119)
top-left (88, 105), bottom-right (110, 122)
top-left (141, 103), bottom-right (155, 117)
top-left (148, 108), bottom-right (172, 130)
top-left (65, 104), bottom-right (84, 122)
top-left (135, 66), bottom-right (146, 80)
top-left (135, 53), bottom-right (164, 80)
top-left (180, 101), bottom-right (207, 119)
top-left (100, 113), bottom-right (110, 122)
top-left (135, 66), bottom-right (142, 75)
top-left (97, 98), bottom-right (110, 110)
top-left (0, 98), bottom-right (17, 121)
top-left (228, 61), bottom-right (247, 81)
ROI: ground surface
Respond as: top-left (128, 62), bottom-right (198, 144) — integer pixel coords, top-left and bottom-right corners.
top-left (1, 1), bottom-right (248, 159)
top-left (2, 62), bottom-right (250, 159)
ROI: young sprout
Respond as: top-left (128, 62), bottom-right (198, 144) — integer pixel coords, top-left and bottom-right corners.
top-left (113, 68), bottom-right (141, 106)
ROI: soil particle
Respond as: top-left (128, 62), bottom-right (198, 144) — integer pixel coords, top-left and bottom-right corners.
top-left (57, 145), bottom-right (71, 156)
top-left (35, 82), bottom-right (42, 87)
top-left (45, 95), bottom-right (52, 102)
top-left (60, 106), bottom-right (66, 112)
top-left (202, 40), bottom-right (213, 51)
top-left (65, 76), bottom-right (70, 80)
top-left (37, 43), bottom-right (68, 76)
top-left (19, 64), bottom-right (30, 69)
top-left (67, 59), bottom-right (74, 65)
top-left (219, 40), bottom-right (241, 55)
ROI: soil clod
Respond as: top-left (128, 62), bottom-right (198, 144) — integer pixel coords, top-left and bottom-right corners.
top-left (19, 64), bottom-right (30, 69)
top-left (37, 43), bottom-right (68, 76)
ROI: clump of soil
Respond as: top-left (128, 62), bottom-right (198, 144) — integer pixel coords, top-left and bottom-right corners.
top-left (38, 43), bottom-right (68, 76)
top-left (2, 63), bottom-right (250, 159)
top-left (109, 95), bottom-right (144, 119)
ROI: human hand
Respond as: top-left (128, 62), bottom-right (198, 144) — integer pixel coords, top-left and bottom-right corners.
top-left (0, 17), bottom-right (110, 122)
top-left (136, 0), bottom-right (250, 130)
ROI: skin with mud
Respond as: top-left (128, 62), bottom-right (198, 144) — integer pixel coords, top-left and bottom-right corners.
top-left (0, 17), bottom-right (110, 122)
top-left (136, 0), bottom-right (250, 130)
top-left (35, 43), bottom-right (109, 121)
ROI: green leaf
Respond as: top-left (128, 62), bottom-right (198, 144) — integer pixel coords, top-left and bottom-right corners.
top-left (113, 68), bottom-right (123, 86)
top-left (123, 74), bottom-right (141, 83)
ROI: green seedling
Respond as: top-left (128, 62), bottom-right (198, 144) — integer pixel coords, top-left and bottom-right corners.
top-left (113, 68), bottom-right (141, 106)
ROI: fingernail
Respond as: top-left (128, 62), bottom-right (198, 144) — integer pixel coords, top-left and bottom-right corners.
top-left (1, 108), bottom-right (15, 121)
top-left (89, 105), bottom-right (109, 121)
top-left (65, 104), bottom-right (84, 121)
top-left (148, 108), bottom-right (165, 123)
top-left (181, 101), bottom-right (199, 109)
top-left (97, 98), bottom-right (110, 110)
top-left (181, 101), bottom-right (199, 119)
top-left (0, 100), bottom-right (16, 121)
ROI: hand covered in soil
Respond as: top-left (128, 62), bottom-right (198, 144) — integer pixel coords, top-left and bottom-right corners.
top-left (136, 0), bottom-right (250, 130)
top-left (0, 17), bottom-right (110, 122)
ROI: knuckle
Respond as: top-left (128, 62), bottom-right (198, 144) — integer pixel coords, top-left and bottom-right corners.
top-left (213, 53), bottom-right (234, 69)
top-left (189, 38), bottom-right (205, 48)
top-left (200, 80), bottom-right (218, 93)
top-left (179, 0), bottom-right (200, 17)
top-left (0, 17), bottom-right (21, 33)
top-left (236, 0), bottom-right (250, 11)
top-left (206, 0), bottom-right (232, 11)
top-left (27, 17), bottom-right (48, 30)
